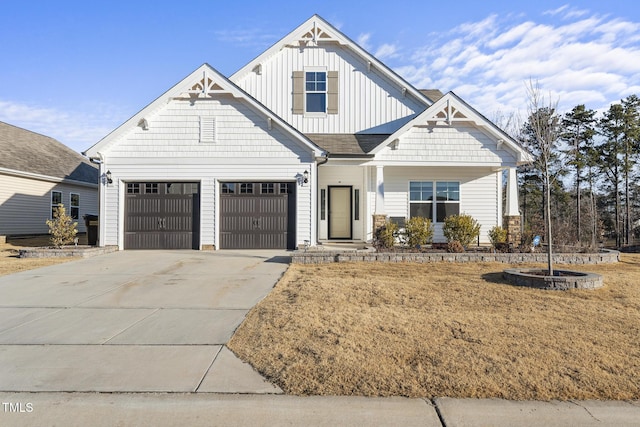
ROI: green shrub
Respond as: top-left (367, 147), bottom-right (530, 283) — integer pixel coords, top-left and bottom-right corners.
top-left (488, 226), bottom-right (508, 247)
top-left (46, 204), bottom-right (78, 248)
top-left (373, 220), bottom-right (399, 249)
top-left (442, 213), bottom-right (481, 248)
top-left (404, 217), bottom-right (433, 247)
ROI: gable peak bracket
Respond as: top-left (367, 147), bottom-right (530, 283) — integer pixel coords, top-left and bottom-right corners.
top-left (137, 118), bottom-right (149, 131)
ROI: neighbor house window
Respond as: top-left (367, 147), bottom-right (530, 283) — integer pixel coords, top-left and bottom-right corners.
top-left (70, 193), bottom-right (80, 220)
top-left (51, 191), bottom-right (62, 218)
top-left (409, 181), bottom-right (460, 222)
top-left (305, 71), bottom-right (327, 113)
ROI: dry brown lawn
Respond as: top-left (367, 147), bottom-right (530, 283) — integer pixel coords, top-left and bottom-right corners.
top-left (228, 255), bottom-right (640, 400)
top-left (0, 236), bottom-right (78, 276)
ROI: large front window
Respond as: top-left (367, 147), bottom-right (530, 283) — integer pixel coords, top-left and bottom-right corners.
top-left (305, 71), bottom-right (326, 113)
top-left (409, 181), bottom-right (460, 222)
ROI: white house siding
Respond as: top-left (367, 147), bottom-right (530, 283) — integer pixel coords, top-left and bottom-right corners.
top-left (370, 166), bottom-right (500, 244)
top-left (99, 97), bottom-right (315, 249)
top-left (0, 173), bottom-right (97, 235)
top-left (232, 44), bottom-right (425, 134)
top-left (377, 123), bottom-right (518, 166)
top-left (317, 163), bottom-right (366, 240)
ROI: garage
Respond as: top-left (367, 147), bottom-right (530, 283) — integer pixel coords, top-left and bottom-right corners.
top-left (220, 182), bottom-right (295, 249)
top-left (124, 182), bottom-right (200, 249)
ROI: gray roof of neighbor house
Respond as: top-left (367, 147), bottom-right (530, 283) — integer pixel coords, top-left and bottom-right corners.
top-left (419, 89), bottom-right (445, 102)
top-left (305, 134), bottom-right (389, 156)
top-left (0, 121), bottom-right (98, 184)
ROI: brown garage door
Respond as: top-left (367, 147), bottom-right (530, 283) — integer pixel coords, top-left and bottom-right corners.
top-left (220, 182), bottom-right (295, 249)
top-left (125, 182), bottom-right (200, 249)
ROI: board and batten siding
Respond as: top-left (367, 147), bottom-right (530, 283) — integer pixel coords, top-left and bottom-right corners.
top-left (371, 166), bottom-right (501, 244)
top-left (377, 123), bottom-right (518, 166)
top-left (99, 96), bottom-right (315, 249)
top-left (0, 173), bottom-right (97, 235)
top-left (233, 45), bottom-right (425, 134)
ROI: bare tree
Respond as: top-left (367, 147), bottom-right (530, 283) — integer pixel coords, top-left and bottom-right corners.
top-left (524, 80), bottom-right (561, 275)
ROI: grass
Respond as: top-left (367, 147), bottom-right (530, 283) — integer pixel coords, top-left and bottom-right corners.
top-left (0, 235), bottom-right (79, 276)
top-left (228, 255), bottom-right (640, 400)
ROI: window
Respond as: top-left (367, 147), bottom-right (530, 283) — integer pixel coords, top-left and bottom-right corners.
top-left (70, 193), bottom-right (80, 220)
top-left (261, 183), bottom-right (275, 194)
top-left (221, 183), bottom-right (235, 194)
top-left (409, 181), bottom-right (460, 222)
top-left (240, 183), bottom-right (253, 194)
top-left (145, 183), bottom-right (159, 194)
top-left (354, 189), bottom-right (360, 220)
top-left (127, 183), bottom-right (140, 194)
top-left (279, 183), bottom-right (291, 194)
top-left (305, 71), bottom-right (326, 113)
top-left (51, 191), bottom-right (62, 218)
top-left (320, 189), bottom-right (326, 220)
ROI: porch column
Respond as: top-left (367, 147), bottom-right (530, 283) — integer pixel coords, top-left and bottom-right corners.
top-left (504, 167), bottom-right (522, 245)
top-left (373, 165), bottom-right (386, 231)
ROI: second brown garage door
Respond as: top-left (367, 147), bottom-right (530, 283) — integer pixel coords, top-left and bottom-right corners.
top-left (219, 182), bottom-right (295, 249)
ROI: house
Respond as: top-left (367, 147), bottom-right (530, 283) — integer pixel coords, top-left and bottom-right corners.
top-left (84, 15), bottom-right (532, 251)
top-left (0, 121), bottom-right (99, 237)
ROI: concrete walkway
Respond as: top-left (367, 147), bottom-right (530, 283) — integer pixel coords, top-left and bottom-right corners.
top-left (0, 251), bottom-right (638, 426)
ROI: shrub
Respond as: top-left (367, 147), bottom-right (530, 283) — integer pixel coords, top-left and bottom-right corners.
top-left (373, 220), bottom-right (399, 249)
top-left (447, 240), bottom-right (465, 253)
top-left (488, 226), bottom-right (508, 247)
top-left (442, 213), bottom-right (481, 248)
top-left (46, 204), bottom-right (78, 248)
top-left (404, 217), bottom-right (433, 247)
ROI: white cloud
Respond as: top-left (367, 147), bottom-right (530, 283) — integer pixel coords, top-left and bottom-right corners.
top-left (396, 10), bottom-right (640, 118)
top-left (357, 33), bottom-right (372, 51)
top-left (0, 100), bottom-right (125, 153)
top-left (375, 43), bottom-right (399, 59)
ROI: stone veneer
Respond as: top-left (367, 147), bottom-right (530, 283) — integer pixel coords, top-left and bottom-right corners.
top-left (503, 269), bottom-right (603, 290)
top-left (292, 249), bottom-right (619, 265)
top-left (19, 246), bottom-right (119, 259)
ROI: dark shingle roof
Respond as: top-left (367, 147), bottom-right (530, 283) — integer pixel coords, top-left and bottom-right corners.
top-left (420, 89), bottom-right (444, 102)
top-left (0, 121), bottom-right (98, 184)
top-left (305, 134), bottom-right (389, 156)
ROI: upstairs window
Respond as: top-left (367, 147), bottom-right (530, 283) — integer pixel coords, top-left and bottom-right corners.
top-left (305, 71), bottom-right (326, 113)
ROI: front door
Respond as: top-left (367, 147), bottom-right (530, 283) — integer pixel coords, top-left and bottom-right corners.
top-left (328, 186), bottom-right (352, 239)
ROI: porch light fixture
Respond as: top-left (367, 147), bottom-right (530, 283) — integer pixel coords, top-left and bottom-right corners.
top-left (106, 170), bottom-right (113, 184)
top-left (303, 170), bottom-right (309, 184)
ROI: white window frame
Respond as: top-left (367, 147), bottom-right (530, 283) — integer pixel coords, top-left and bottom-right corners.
top-left (304, 67), bottom-right (327, 116)
top-left (51, 191), bottom-right (62, 219)
top-left (408, 181), bottom-right (460, 223)
top-left (70, 193), bottom-right (80, 220)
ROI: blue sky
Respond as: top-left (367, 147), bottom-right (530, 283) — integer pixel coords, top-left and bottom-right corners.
top-left (1, 1), bottom-right (639, 153)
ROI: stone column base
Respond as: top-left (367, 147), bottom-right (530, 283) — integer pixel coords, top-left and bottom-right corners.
top-left (373, 214), bottom-right (387, 231)
top-left (504, 215), bottom-right (522, 246)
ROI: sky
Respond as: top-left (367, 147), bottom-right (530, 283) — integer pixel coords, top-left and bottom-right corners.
top-left (1, 0), bottom-right (639, 154)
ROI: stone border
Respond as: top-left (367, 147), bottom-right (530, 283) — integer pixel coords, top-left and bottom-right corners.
top-left (503, 269), bottom-right (604, 290)
top-left (292, 249), bottom-right (620, 265)
top-left (18, 246), bottom-right (119, 259)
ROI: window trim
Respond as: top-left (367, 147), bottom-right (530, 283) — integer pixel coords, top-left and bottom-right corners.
top-left (51, 191), bottom-right (62, 219)
top-left (408, 181), bottom-right (460, 223)
top-left (304, 69), bottom-right (327, 115)
top-left (70, 192), bottom-right (80, 220)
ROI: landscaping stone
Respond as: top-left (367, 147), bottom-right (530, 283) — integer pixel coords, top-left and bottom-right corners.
top-left (18, 245), bottom-right (119, 259)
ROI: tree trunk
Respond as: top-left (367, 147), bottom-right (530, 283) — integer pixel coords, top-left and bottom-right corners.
top-left (545, 168), bottom-right (554, 275)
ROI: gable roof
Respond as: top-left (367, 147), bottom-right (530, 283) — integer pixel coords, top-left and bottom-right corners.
top-left (305, 134), bottom-right (388, 157)
top-left (84, 63), bottom-right (325, 158)
top-left (419, 89), bottom-right (445, 102)
top-left (0, 121), bottom-right (98, 184)
top-left (230, 14), bottom-right (432, 108)
top-left (370, 92), bottom-right (534, 164)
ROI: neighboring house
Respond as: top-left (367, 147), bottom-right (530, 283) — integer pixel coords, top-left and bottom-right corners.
top-left (84, 15), bottom-right (532, 251)
top-left (0, 121), bottom-right (98, 236)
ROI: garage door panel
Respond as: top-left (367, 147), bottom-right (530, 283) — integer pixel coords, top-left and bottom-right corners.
top-left (125, 182), bottom-right (199, 250)
top-left (220, 182), bottom-right (295, 250)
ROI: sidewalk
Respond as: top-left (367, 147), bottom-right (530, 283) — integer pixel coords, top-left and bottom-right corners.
top-left (1, 393), bottom-right (639, 426)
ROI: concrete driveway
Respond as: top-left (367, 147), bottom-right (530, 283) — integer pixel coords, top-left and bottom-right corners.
top-left (0, 250), bottom-right (289, 393)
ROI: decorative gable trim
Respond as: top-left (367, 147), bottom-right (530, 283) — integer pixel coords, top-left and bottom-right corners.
top-left (229, 15), bottom-right (431, 108)
top-left (84, 64), bottom-right (325, 159)
top-left (370, 92), bottom-right (534, 164)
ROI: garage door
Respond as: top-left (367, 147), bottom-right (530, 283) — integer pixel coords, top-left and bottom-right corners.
top-left (220, 182), bottom-right (295, 249)
top-left (125, 182), bottom-right (200, 249)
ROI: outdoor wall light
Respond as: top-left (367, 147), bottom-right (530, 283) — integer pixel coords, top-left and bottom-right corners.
top-left (106, 170), bottom-right (113, 184)
top-left (303, 170), bottom-right (309, 184)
